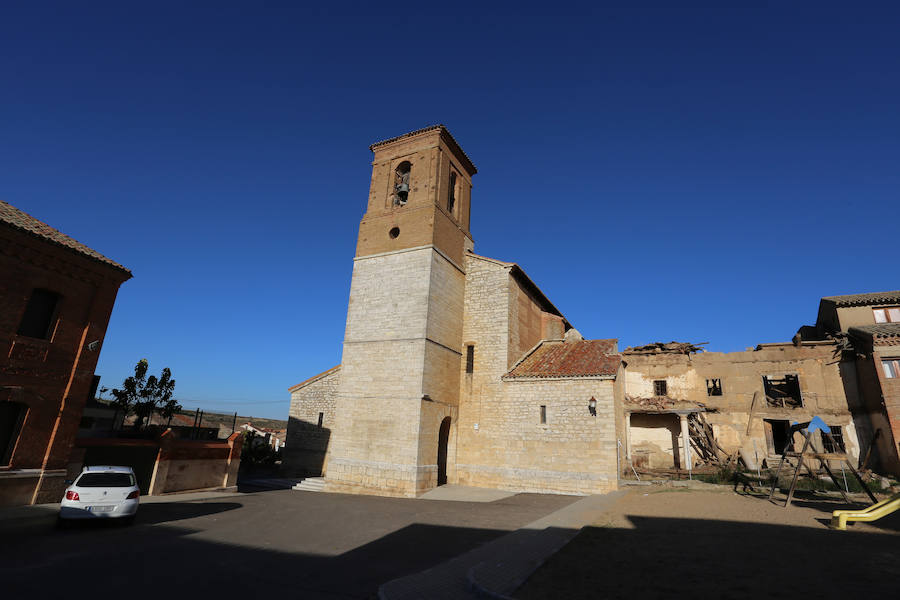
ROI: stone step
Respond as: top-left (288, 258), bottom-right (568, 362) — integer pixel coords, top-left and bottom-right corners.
top-left (292, 477), bottom-right (326, 492)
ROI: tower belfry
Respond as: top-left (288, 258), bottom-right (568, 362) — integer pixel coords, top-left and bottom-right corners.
top-left (325, 125), bottom-right (476, 496)
top-left (356, 125), bottom-right (476, 264)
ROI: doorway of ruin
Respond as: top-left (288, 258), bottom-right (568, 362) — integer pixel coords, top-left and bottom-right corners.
top-left (437, 416), bottom-right (451, 486)
top-left (629, 413), bottom-right (683, 469)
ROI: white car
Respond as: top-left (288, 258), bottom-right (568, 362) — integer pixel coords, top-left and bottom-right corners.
top-left (59, 465), bottom-right (140, 523)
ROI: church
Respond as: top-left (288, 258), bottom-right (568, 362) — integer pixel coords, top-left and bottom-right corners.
top-left (285, 125), bottom-right (898, 497)
top-left (285, 125), bottom-right (622, 497)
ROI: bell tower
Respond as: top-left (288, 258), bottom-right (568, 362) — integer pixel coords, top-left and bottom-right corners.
top-left (325, 125), bottom-right (477, 497)
top-left (355, 125), bottom-right (476, 264)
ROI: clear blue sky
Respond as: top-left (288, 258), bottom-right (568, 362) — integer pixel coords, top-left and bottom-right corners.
top-left (2, 3), bottom-right (897, 419)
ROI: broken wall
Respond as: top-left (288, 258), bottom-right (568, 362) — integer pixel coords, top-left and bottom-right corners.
top-left (621, 344), bottom-right (860, 468)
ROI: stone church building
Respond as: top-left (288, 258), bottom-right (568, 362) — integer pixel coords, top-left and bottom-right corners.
top-left (286, 125), bottom-right (622, 497)
top-left (286, 125), bottom-right (899, 497)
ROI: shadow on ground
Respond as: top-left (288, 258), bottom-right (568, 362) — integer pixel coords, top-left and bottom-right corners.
top-left (56, 501), bottom-right (244, 528)
top-left (517, 509), bottom-right (900, 599)
top-left (2, 490), bottom-right (577, 599)
top-left (5, 519), bottom-right (508, 599)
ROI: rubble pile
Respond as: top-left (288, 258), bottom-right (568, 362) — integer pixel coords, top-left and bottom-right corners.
top-left (688, 412), bottom-right (727, 465)
top-left (623, 341), bottom-right (707, 355)
top-left (625, 396), bottom-right (676, 410)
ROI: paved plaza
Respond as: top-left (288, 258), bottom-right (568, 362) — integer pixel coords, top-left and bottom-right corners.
top-left (1, 487), bottom-right (574, 599)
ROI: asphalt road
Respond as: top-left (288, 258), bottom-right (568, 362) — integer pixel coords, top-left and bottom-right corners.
top-left (1, 489), bottom-right (575, 599)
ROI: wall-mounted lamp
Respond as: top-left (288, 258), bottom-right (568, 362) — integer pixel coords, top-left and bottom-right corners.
top-left (87, 340), bottom-right (101, 352)
top-left (588, 396), bottom-right (597, 417)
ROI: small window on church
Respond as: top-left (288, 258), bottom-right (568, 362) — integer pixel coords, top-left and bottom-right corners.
top-left (540, 405), bottom-right (547, 424)
top-left (448, 171), bottom-right (457, 214)
top-left (653, 380), bottom-right (667, 396)
top-left (317, 412), bottom-right (324, 428)
top-left (394, 161), bottom-right (411, 206)
top-left (466, 345), bottom-right (474, 373)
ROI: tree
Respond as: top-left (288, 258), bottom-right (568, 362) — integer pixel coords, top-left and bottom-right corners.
top-left (110, 359), bottom-right (180, 429)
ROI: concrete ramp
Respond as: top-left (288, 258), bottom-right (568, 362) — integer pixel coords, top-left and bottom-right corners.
top-left (418, 485), bottom-right (517, 503)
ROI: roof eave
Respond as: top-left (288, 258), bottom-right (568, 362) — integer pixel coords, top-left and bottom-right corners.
top-left (0, 215), bottom-right (132, 278)
top-left (288, 365), bottom-right (341, 392)
top-left (369, 124), bottom-right (477, 175)
top-left (502, 374), bottom-right (617, 381)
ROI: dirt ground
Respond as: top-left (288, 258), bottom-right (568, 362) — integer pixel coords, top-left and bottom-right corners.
top-left (516, 487), bottom-right (900, 599)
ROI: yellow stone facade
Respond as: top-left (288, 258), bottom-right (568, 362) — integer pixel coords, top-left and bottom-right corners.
top-left (286, 126), bottom-right (621, 497)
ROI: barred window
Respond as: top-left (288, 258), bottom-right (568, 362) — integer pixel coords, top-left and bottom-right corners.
top-left (823, 426), bottom-right (845, 453)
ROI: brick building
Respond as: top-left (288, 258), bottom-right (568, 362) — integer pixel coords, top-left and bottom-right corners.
top-left (805, 292), bottom-right (900, 474)
top-left (286, 126), bottom-right (898, 498)
top-left (0, 200), bottom-right (131, 506)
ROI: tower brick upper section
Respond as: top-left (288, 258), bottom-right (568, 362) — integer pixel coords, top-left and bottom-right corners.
top-left (356, 125), bottom-right (476, 266)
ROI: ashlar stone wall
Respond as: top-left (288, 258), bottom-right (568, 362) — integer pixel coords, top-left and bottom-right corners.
top-left (325, 246), bottom-right (465, 497)
top-left (284, 366), bottom-right (340, 477)
top-left (456, 254), bottom-right (619, 495)
top-left (457, 377), bottom-right (618, 495)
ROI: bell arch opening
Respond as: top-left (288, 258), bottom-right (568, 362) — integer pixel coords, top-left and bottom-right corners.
top-left (393, 161), bottom-right (411, 206)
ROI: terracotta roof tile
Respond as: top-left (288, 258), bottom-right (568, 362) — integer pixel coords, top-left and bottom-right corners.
top-left (0, 200), bottom-right (131, 275)
top-left (369, 124), bottom-right (477, 175)
top-left (822, 291), bottom-right (900, 307)
top-left (849, 324), bottom-right (900, 339)
top-left (506, 340), bottom-right (620, 379)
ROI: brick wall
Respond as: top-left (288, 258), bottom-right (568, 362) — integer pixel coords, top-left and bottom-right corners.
top-left (0, 224), bottom-right (129, 506)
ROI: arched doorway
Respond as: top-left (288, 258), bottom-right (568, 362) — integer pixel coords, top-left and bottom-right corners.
top-left (437, 416), bottom-right (451, 486)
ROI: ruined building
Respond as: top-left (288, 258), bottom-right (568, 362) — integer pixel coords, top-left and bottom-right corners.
top-left (621, 342), bottom-right (858, 472)
top-left (285, 126), bottom-right (899, 497)
top-left (621, 292), bottom-right (900, 477)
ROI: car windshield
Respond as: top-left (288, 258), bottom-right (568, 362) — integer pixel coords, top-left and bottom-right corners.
top-left (76, 473), bottom-right (135, 487)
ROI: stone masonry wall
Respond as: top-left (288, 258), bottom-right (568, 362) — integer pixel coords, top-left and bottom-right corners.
top-left (284, 367), bottom-right (340, 477)
top-left (456, 254), bottom-right (619, 495)
top-left (326, 246), bottom-right (465, 497)
top-left (457, 256), bottom-right (511, 485)
top-left (457, 377), bottom-right (618, 495)
top-left (622, 345), bottom-right (862, 468)
top-left (422, 250), bottom-right (465, 407)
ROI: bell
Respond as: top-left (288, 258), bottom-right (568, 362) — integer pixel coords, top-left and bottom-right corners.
top-left (396, 183), bottom-right (409, 193)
